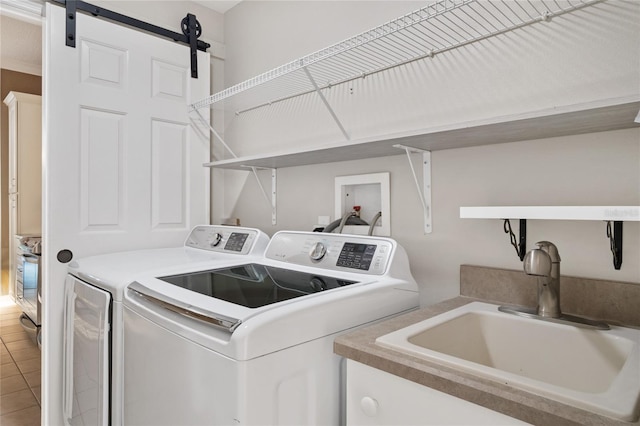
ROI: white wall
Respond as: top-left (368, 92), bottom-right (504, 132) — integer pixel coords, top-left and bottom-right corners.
top-left (231, 130), bottom-right (640, 305)
top-left (219, 1), bottom-right (640, 306)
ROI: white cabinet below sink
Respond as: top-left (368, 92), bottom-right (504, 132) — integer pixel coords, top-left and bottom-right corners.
top-left (346, 360), bottom-right (530, 425)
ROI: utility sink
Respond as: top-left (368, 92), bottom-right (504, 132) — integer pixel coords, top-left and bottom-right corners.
top-left (376, 302), bottom-right (640, 421)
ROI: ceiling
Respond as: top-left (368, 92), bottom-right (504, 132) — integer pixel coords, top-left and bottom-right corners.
top-left (193, 0), bottom-right (242, 14)
top-left (0, 14), bottom-right (42, 75)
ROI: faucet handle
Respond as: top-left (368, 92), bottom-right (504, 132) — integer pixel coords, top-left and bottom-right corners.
top-left (534, 241), bottom-right (561, 262)
top-left (523, 248), bottom-right (552, 277)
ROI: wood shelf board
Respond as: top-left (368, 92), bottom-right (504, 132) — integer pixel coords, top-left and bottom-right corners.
top-left (205, 96), bottom-right (640, 171)
top-left (460, 206), bottom-right (640, 221)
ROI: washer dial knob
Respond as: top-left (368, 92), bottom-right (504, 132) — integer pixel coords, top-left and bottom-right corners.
top-left (309, 277), bottom-right (327, 291)
top-left (210, 233), bottom-right (223, 247)
top-left (309, 242), bottom-right (327, 261)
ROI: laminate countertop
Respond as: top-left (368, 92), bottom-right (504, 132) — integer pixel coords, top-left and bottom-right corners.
top-left (334, 296), bottom-right (640, 426)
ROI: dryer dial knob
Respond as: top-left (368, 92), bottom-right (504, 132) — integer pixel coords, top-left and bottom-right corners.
top-left (210, 233), bottom-right (223, 247)
top-left (309, 242), bottom-right (327, 261)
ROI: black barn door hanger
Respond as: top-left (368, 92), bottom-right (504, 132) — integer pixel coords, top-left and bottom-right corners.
top-left (50, 0), bottom-right (210, 78)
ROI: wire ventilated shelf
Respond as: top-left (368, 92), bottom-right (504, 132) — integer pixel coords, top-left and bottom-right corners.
top-left (190, 0), bottom-right (603, 114)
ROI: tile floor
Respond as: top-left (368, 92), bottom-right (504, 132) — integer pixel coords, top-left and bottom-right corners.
top-left (0, 296), bottom-right (41, 426)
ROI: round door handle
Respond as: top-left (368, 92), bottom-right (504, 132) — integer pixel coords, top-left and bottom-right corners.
top-left (57, 249), bottom-right (73, 263)
top-left (360, 396), bottom-right (379, 417)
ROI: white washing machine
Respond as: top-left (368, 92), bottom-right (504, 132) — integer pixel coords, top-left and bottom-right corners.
top-left (122, 230), bottom-right (419, 425)
top-left (62, 225), bottom-right (270, 426)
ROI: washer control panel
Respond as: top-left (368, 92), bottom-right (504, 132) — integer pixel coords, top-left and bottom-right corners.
top-left (266, 231), bottom-right (395, 275)
top-left (336, 242), bottom-right (377, 271)
top-left (185, 226), bottom-right (263, 255)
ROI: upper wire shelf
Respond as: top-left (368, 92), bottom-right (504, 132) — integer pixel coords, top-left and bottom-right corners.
top-left (190, 0), bottom-right (604, 114)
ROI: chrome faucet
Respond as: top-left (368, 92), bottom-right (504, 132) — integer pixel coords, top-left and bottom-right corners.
top-left (523, 241), bottom-right (561, 318)
top-left (499, 240), bottom-right (610, 330)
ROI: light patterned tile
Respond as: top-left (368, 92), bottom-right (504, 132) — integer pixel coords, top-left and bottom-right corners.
top-left (22, 371), bottom-right (40, 389)
top-left (0, 313), bottom-right (21, 321)
top-left (0, 388), bottom-right (38, 414)
top-left (0, 347), bottom-right (13, 365)
top-left (31, 386), bottom-right (40, 405)
top-left (0, 324), bottom-right (23, 336)
top-left (0, 404), bottom-right (41, 425)
top-left (1, 331), bottom-right (32, 344)
top-left (5, 340), bottom-right (37, 353)
top-left (0, 362), bottom-right (20, 379)
top-left (0, 375), bottom-right (28, 395)
top-left (0, 317), bottom-right (20, 328)
top-left (16, 358), bottom-right (40, 375)
top-left (8, 347), bottom-right (40, 363)
top-left (0, 305), bottom-right (21, 316)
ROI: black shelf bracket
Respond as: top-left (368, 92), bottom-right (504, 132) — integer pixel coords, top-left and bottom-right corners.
top-left (52, 0), bottom-right (210, 78)
top-left (503, 219), bottom-right (527, 261)
top-left (606, 221), bottom-right (623, 270)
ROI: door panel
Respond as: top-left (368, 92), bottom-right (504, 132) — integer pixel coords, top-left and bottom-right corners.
top-left (80, 39), bottom-right (128, 89)
top-left (43, 4), bottom-right (211, 424)
top-left (152, 59), bottom-right (188, 101)
top-left (79, 108), bottom-right (125, 230)
top-left (151, 120), bottom-right (189, 228)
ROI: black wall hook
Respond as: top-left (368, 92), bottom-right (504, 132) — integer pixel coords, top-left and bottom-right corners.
top-left (503, 219), bottom-right (527, 261)
top-left (606, 221), bottom-right (623, 270)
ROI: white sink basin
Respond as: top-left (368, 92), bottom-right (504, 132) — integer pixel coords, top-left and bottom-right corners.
top-left (376, 302), bottom-right (640, 421)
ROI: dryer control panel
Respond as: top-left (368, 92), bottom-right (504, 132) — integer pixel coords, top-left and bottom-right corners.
top-left (265, 231), bottom-right (395, 276)
top-left (185, 226), bottom-right (269, 256)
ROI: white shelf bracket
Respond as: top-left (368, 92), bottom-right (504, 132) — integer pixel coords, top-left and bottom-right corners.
top-left (242, 166), bottom-right (277, 225)
top-left (190, 109), bottom-right (238, 159)
top-left (190, 110), bottom-right (278, 225)
top-left (303, 66), bottom-right (350, 141)
top-left (394, 144), bottom-right (432, 234)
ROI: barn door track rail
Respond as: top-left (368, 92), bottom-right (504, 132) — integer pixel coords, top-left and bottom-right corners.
top-left (48, 0), bottom-right (210, 78)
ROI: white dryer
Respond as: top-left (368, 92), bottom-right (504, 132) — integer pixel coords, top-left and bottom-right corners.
top-left (122, 231), bottom-right (419, 425)
top-left (62, 225), bottom-right (270, 426)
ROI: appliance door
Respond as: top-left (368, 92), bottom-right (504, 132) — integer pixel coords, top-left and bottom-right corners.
top-left (63, 275), bottom-right (111, 426)
top-left (15, 253), bottom-right (25, 305)
top-left (19, 254), bottom-right (40, 325)
top-left (123, 295), bottom-right (239, 425)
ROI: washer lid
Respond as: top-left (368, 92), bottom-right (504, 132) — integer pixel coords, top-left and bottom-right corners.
top-left (156, 263), bottom-right (358, 309)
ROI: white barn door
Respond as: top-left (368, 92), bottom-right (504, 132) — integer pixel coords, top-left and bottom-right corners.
top-left (43, 3), bottom-right (210, 424)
